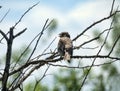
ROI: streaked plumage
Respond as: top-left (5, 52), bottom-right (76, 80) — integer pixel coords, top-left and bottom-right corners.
top-left (58, 32), bottom-right (73, 62)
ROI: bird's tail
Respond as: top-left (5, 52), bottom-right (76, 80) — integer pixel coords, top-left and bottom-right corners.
top-left (64, 52), bottom-right (71, 62)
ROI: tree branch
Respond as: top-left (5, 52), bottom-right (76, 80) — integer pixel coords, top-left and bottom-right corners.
top-left (72, 10), bottom-right (119, 41)
top-left (48, 60), bottom-right (118, 69)
top-left (33, 65), bottom-right (50, 91)
top-left (2, 27), bottom-right (14, 91)
top-left (0, 30), bottom-right (8, 41)
top-left (74, 28), bottom-right (111, 49)
top-left (110, 0), bottom-right (116, 15)
top-left (79, 1), bottom-right (117, 90)
top-left (0, 9), bottom-right (10, 23)
top-left (13, 28), bottom-right (27, 38)
top-left (13, 2), bottom-right (39, 28)
top-left (26, 19), bottom-right (49, 63)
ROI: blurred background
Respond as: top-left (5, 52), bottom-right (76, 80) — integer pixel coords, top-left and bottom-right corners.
top-left (0, 0), bottom-right (120, 91)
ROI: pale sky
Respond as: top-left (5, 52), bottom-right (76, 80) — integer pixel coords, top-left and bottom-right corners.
top-left (0, 0), bottom-right (120, 56)
top-left (0, 0), bottom-right (120, 90)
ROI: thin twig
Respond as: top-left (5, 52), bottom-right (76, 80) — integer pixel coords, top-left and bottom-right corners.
top-left (33, 65), bottom-right (50, 91)
top-left (13, 2), bottom-right (39, 28)
top-left (12, 19), bottom-right (54, 70)
top-left (110, 0), bottom-right (116, 15)
top-left (72, 10), bottom-right (118, 41)
top-left (13, 28), bottom-right (27, 38)
top-left (9, 63), bottom-right (43, 91)
top-left (78, 3), bottom-right (116, 90)
top-left (74, 28), bottom-right (111, 49)
top-left (0, 32), bottom-right (9, 43)
top-left (108, 34), bottom-right (120, 56)
top-left (2, 27), bottom-right (14, 91)
top-left (48, 60), bottom-right (118, 69)
top-left (8, 54), bottom-right (120, 77)
top-left (0, 30), bottom-right (8, 41)
top-left (0, 9), bottom-right (10, 23)
top-left (33, 36), bottom-right (57, 60)
top-left (26, 19), bottom-right (49, 63)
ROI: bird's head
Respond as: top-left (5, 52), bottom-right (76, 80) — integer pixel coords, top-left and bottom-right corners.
top-left (59, 32), bottom-right (70, 38)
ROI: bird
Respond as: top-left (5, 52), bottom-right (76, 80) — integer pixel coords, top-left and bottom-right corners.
top-left (58, 32), bottom-right (73, 62)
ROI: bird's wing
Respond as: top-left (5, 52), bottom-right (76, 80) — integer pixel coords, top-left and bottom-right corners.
top-left (64, 37), bottom-right (73, 56)
top-left (58, 38), bottom-right (65, 56)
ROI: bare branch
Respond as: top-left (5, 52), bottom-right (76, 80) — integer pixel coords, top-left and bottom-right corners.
top-left (0, 2), bottom-right (39, 44)
top-left (48, 60), bottom-right (118, 69)
top-left (0, 1), bottom-right (120, 90)
top-left (74, 28), bottom-right (111, 49)
top-left (2, 27), bottom-right (14, 91)
top-left (9, 63), bottom-right (42, 91)
top-left (13, 28), bottom-right (27, 38)
top-left (33, 65), bottom-right (50, 91)
top-left (13, 2), bottom-right (39, 28)
top-left (33, 36), bottom-right (57, 60)
top-left (7, 54), bottom-right (120, 78)
top-left (108, 34), bottom-right (120, 56)
top-left (72, 10), bottom-right (119, 41)
top-left (26, 19), bottom-right (49, 63)
top-left (0, 9), bottom-right (10, 23)
top-left (0, 32), bottom-right (9, 43)
top-left (0, 30), bottom-right (8, 41)
top-left (110, 0), bottom-right (116, 15)
top-left (79, 5), bottom-right (116, 90)
top-left (0, 54), bottom-right (120, 83)
top-left (12, 19), bottom-right (52, 70)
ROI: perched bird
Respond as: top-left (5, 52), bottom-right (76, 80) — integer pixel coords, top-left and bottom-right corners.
top-left (58, 32), bottom-right (73, 62)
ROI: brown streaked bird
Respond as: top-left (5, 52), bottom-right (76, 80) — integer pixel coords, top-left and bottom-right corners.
top-left (58, 32), bottom-right (73, 62)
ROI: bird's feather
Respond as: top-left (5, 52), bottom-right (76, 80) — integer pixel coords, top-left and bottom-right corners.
top-left (58, 32), bottom-right (73, 62)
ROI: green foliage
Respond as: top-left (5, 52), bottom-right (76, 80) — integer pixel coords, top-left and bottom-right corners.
top-left (93, 29), bottom-right (111, 50)
top-left (0, 45), bottom-right (31, 90)
top-left (48, 19), bottom-right (57, 32)
top-left (8, 13), bottom-right (120, 91)
top-left (11, 45), bottom-right (31, 64)
top-left (91, 13), bottom-right (120, 91)
top-left (41, 19), bottom-right (58, 43)
top-left (47, 19), bottom-right (58, 37)
top-left (102, 63), bottom-right (118, 77)
top-left (92, 75), bottom-right (105, 91)
top-left (53, 69), bottom-right (81, 91)
top-left (111, 14), bottom-right (120, 56)
top-left (93, 30), bottom-right (104, 43)
top-left (2, 12), bottom-right (120, 91)
top-left (24, 82), bottom-right (48, 91)
top-left (48, 14), bottom-right (120, 91)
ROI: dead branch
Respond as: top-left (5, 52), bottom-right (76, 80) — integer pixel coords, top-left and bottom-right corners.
top-left (72, 10), bottom-right (119, 41)
top-left (74, 28), bottom-right (111, 49)
top-left (2, 27), bottom-right (14, 91)
top-left (110, 0), bottom-right (116, 15)
top-left (26, 19), bottom-right (49, 63)
top-left (7, 54), bottom-right (120, 78)
top-left (0, 0), bottom-right (120, 91)
top-left (33, 65), bottom-right (50, 91)
top-left (79, 0), bottom-right (117, 90)
top-left (0, 30), bottom-right (8, 41)
top-left (48, 60), bottom-right (118, 69)
top-left (0, 9), bottom-right (10, 23)
top-left (0, 2), bottom-right (39, 44)
top-left (13, 28), bottom-right (27, 38)
top-left (13, 2), bottom-right (39, 28)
